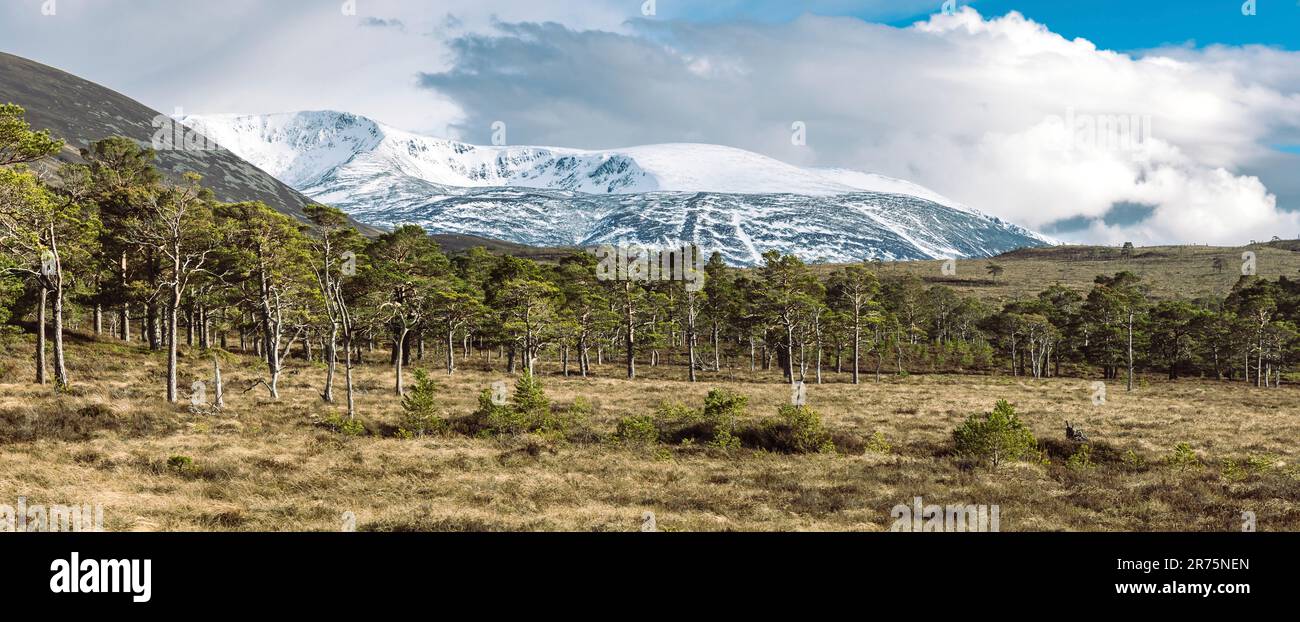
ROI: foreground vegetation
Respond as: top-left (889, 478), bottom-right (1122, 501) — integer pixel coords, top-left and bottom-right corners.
top-left (0, 333), bottom-right (1296, 532)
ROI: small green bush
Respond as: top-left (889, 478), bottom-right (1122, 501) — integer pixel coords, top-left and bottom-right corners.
top-left (324, 413), bottom-right (366, 437)
top-left (167, 455), bottom-right (194, 473)
top-left (1066, 444), bottom-right (1096, 471)
top-left (480, 372), bottom-right (579, 439)
top-left (655, 401), bottom-right (700, 422)
top-left (484, 399), bottom-right (529, 436)
top-left (471, 388), bottom-right (510, 430)
top-left (766, 404), bottom-right (835, 454)
top-left (615, 415), bottom-right (659, 447)
top-left (513, 371), bottom-right (550, 423)
top-left (1246, 454), bottom-right (1278, 474)
top-left (703, 388), bottom-right (746, 450)
top-left (399, 369), bottom-right (446, 437)
top-left (1122, 449), bottom-right (1148, 471)
top-left (952, 400), bottom-right (1038, 469)
top-left (1222, 453), bottom-right (1277, 481)
top-left (1167, 442), bottom-right (1201, 471)
top-left (865, 431), bottom-right (892, 454)
top-left (1221, 458), bottom-right (1247, 482)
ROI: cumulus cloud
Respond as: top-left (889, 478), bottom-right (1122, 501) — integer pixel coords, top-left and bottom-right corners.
top-left (419, 8), bottom-right (1300, 246)
top-left (4, 2), bottom-right (1297, 245)
top-left (0, 0), bottom-right (637, 132)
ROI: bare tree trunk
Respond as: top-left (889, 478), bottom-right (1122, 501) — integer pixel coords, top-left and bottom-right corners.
top-left (186, 303), bottom-right (194, 347)
top-left (166, 282), bottom-right (181, 403)
top-left (147, 300), bottom-right (161, 351)
top-left (199, 305), bottom-right (209, 349)
top-left (688, 333), bottom-right (697, 383)
top-left (119, 252), bottom-right (131, 342)
top-left (852, 315), bottom-right (861, 384)
top-left (785, 324), bottom-right (796, 387)
top-left (1257, 330), bottom-right (1265, 389)
top-left (712, 325), bottom-right (720, 372)
top-left (213, 357), bottom-right (224, 409)
top-left (52, 277), bottom-right (67, 387)
top-left (446, 328), bottom-right (456, 375)
top-left (36, 287), bottom-right (47, 385)
top-left (625, 284), bottom-right (636, 380)
top-left (816, 344), bottom-right (822, 384)
top-left (323, 324), bottom-right (337, 402)
top-left (394, 328), bottom-right (409, 396)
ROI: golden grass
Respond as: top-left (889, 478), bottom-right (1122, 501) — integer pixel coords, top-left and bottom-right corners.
top-left (824, 243), bottom-right (1300, 304)
top-left (1, 332), bottom-right (1297, 532)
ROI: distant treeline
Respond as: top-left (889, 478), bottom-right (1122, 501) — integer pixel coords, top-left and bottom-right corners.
top-left (2, 104), bottom-right (1298, 417)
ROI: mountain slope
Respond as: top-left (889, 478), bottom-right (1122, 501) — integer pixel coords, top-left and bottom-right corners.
top-left (183, 110), bottom-right (1053, 265)
top-left (0, 53), bottom-right (379, 234)
top-left (357, 187), bottom-right (1045, 265)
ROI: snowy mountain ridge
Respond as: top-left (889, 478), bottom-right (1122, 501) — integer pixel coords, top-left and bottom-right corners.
top-left (179, 110), bottom-right (1054, 265)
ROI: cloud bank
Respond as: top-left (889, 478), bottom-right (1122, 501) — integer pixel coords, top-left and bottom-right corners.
top-left (420, 8), bottom-right (1300, 246)
top-left (3, 2), bottom-right (1298, 245)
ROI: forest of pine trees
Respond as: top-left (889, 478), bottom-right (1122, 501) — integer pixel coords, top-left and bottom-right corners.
top-left (3, 103), bottom-right (1299, 413)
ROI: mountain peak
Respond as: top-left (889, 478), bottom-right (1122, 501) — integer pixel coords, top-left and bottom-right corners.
top-left (182, 110), bottom-right (982, 202)
top-left (181, 109), bottom-right (1054, 264)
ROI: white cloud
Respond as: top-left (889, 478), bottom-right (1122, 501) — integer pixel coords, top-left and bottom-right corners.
top-left (420, 7), bottom-right (1300, 245)
top-left (3, 2), bottom-right (1298, 245)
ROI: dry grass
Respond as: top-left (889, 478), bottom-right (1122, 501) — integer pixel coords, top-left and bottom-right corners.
top-left (1, 331), bottom-right (1297, 532)
top-left (825, 242), bottom-right (1300, 304)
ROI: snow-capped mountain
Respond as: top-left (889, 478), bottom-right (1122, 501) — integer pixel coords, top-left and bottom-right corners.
top-left (180, 111), bottom-right (1053, 265)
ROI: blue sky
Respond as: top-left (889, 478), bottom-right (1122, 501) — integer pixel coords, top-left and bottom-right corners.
top-left (908, 0), bottom-right (1300, 51)
top-left (660, 0), bottom-right (1300, 51)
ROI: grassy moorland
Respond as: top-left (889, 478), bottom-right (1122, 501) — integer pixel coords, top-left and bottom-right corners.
top-left (1, 329), bottom-right (1296, 532)
top-left (835, 241), bottom-right (1300, 304)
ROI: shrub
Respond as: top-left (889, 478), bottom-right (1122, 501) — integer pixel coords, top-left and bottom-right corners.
top-left (399, 369), bottom-right (446, 437)
top-left (702, 388), bottom-right (746, 450)
top-left (655, 401), bottom-right (700, 423)
top-left (615, 415), bottom-right (659, 447)
top-left (865, 431), bottom-right (892, 454)
top-left (469, 388), bottom-right (510, 432)
top-left (513, 371), bottom-right (550, 424)
top-left (484, 394), bottom-right (529, 436)
top-left (479, 373), bottom-right (581, 439)
top-left (167, 455), bottom-right (195, 473)
top-left (1166, 442), bottom-right (1201, 471)
top-left (1221, 458), bottom-right (1247, 482)
top-left (761, 404), bottom-right (835, 454)
top-left (569, 396), bottom-right (596, 419)
top-left (1066, 444), bottom-right (1096, 471)
top-left (1246, 454), bottom-right (1278, 474)
top-left (952, 400), bottom-right (1039, 469)
top-left (1122, 449), bottom-right (1148, 471)
top-left (537, 399), bottom-right (586, 440)
top-left (323, 413), bottom-right (366, 437)
top-left (1222, 454), bottom-right (1277, 481)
